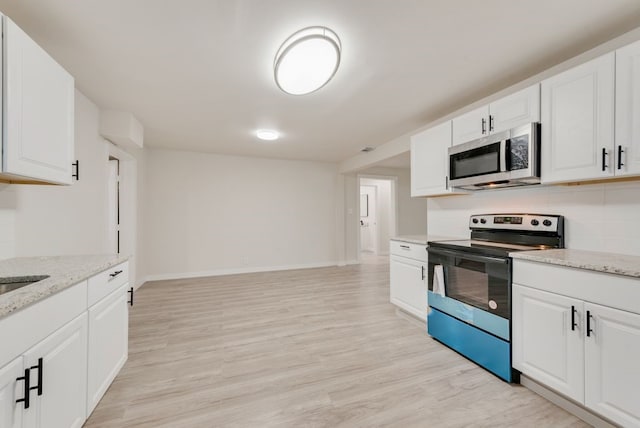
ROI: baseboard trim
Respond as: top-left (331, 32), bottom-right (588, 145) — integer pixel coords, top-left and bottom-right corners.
top-left (520, 375), bottom-right (617, 428)
top-left (145, 261), bottom-right (340, 282)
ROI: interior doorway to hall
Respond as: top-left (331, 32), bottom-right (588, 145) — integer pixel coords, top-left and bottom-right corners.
top-left (358, 175), bottom-right (398, 260)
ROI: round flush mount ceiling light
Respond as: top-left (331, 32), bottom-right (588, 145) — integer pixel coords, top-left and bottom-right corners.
top-left (256, 129), bottom-right (280, 141)
top-left (274, 26), bottom-right (341, 95)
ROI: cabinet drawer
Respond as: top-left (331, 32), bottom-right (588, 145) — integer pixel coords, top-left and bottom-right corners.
top-left (390, 241), bottom-right (428, 262)
top-left (88, 262), bottom-right (129, 307)
top-left (0, 280), bottom-right (87, 367)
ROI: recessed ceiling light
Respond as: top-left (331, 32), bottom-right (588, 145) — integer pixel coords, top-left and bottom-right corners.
top-left (274, 26), bottom-right (341, 95)
top-left (256, 129), bottom-right (280, 141)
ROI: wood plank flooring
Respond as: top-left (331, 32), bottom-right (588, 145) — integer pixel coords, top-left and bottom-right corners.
top-left (84, 255), bottom-right (588, 427)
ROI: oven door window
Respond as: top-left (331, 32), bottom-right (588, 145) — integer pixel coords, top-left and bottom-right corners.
top-left (428, 251), bottom-right (510, 319)
top-left (450, 142), bottom-right (501, 180)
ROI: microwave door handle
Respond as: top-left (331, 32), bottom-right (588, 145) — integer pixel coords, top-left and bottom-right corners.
top-left (500, 139), bottom-right (508, 172)
top-left (428, 247), bottom-right (509, 265)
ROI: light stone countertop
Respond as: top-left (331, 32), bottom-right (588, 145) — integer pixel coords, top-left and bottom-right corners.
top-left (0, 255), bottom-right (129, 320)
top-left (391, 235), bottom-right (463, 245)
top-left (511, 249), bottom-right (640, 279)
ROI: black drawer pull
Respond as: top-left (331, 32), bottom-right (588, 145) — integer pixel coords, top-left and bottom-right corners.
top-left (602, 148), bottom-right (608, 172)
top-left (109, 270), bottom-right (123, 279)
top-left (586, 311), bottom-right (594, 337)
top-left (29, 358), bottom-right (43, 396)
top-left (399, 245), bottom-right (410, 250)
top-left (618, 145), bottom-right (625, 170)
top-left (16, 368), bottom-right (31, 409)
top-left (570, 306), bottom-right (577, 331)
top-left (127, 287), bottom-right (134, 307)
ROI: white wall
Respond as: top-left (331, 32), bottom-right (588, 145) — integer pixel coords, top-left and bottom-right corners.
top-left (0, 90), bottom-right (145, 285)
top-left (428, 180), bottom-right (640, 255)
top-left (143, 149), bottom-right (339, 280)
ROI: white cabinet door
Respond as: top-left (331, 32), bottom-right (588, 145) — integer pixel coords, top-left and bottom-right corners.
top-left (390, 255), bottom-right (427, 320)
top-left (584, 303), bottom-right (640, 428)
top-left (512, 285), bottom-right (584, 402)
top-left (0, 357), bottom-right (23, 428)
top-left (615, 40), bottom-right (640, 177)
top-left (489, 84), bottom-right (540, 134)
top-left (3, 16), bottom-right (74, 185)
top-left (452, 105), bottom-right (488, 145)
top-left (411, 121), bottom-right (456, 197)
top-left (541, 53), bottom-right (615, 184)
top-left (23, 314), bottom-right (87, 428)
top-left (87, 285), bottom-right (128, 415)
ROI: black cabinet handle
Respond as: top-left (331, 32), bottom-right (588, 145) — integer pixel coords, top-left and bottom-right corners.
top-left (72, 160), bottom-right (79, 181)
top-left (127, 287), bottom-right (134, 307)
top-left (481, 118), bottom-right (487, 134)
top-left (399, 245), bottom-right (410, 250)
top-left (29, 358), bottom-right (43, 396)
top-left (16, 368), bottom-right (31, 409)
top-left (421, 266), bottom-right (425, 280)
top-left (109, 270), bottom-right (123, 279)
top-left (570, 306), bottom-right (577, 331)
top-left (586, 310), bottom-right (594, 337)
top-left (489, 115), bottom-right (494, 132)
top-left (602, 148), bottom-right (608, 172)
top-left (618, 145), bottom-right (625, 170)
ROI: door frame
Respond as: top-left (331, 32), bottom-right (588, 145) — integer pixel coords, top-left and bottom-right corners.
top-left (356, 174), bottom-right (399, 262)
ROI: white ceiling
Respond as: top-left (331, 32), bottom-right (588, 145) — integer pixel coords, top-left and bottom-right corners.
top-left (1, 1), bottom-right (640, 164)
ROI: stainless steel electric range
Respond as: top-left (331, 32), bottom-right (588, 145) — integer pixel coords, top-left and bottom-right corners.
top-left (426, 213), bottom-right (564, 382)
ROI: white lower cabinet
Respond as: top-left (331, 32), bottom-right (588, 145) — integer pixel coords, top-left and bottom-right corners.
top-left (0, 314), bottom-right (88, 428)
top-left (87, 285), bottom-right (129, 415)
top-left (512, 285), bottom-right (584, 401)
top-left (389, 241), bottom-right (427, 319)
top-left (513, 263), bottom-right (640, 428)
top-left (584, 303), bottom-right (640, 427)
top-left (0, 357), bottom-right (23, 428)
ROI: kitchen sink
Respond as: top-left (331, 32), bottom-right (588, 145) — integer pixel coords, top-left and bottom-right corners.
top-left (0, 275), bottom-right (49, 296)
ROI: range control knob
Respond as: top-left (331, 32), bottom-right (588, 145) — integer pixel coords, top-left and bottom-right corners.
top-left (472, 218), bottom-right (479, 224)
top-left (480, 218), bottom-right (487, 224)
top-left (543, 219), bottom-right (552, 227)
top-left (531, 219), bottom-right (539, 226)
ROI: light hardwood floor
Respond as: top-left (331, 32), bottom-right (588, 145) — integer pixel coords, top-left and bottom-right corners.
top-left (84, 256), bottom-right (588, 427)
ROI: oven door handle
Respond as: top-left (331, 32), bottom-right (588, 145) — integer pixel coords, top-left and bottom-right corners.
top-left (427, 247), bottom-right (509, 265)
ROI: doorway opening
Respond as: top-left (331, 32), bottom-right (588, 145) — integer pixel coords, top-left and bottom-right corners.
top-left (357, 175), bottom-right (398, 261)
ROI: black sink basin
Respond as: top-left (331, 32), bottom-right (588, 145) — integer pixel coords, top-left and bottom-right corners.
top-left (0, 275), bottom-right (49, 296)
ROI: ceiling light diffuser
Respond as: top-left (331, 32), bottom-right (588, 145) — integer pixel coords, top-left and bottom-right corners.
top-left (274, 26), bottom-right (341, 95)
top-left (256, 129), bottom-right (279, 141)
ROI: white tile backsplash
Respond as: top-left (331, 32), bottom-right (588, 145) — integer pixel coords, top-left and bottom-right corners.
top-left (427, 180), bottom-right (640, 256)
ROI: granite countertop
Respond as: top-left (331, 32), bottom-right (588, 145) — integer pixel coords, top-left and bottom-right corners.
top-left (0, 255), bottom-right (129, 320)
top-left (511, 249), bottom-right (640, 279)
top-left (391, 234), bottom-right (462, 245)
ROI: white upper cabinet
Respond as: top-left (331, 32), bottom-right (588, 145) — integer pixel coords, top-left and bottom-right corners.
top-left (1, 15), bottom-right (75, 185)
top-left (452, 84), bottom-right (540, 145)
top-left (451, 106), bottom-right (488, 145)
top-left (615, 39), bottom-right (640, 177)
top-left (541, 53), bottom-right (615, 184)
top-left (411, 121), bottom-right (465, 197)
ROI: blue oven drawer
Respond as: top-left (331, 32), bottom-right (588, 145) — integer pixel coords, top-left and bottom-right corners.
top-left (427, 307), bottom-right (514, 382)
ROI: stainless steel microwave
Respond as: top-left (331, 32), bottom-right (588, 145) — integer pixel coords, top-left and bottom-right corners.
top-left (448, 123), bottom-right (540, 190)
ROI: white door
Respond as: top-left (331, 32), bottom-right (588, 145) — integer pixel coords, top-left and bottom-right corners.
top-left (615, 39), bottom-right (640, 177)
top-left (390, 255), bottom-right (427, 320)
top-left (541, 53), bottom-right (615, 184)
top-left (489, 84), bottom-right (540, 134)
top-left (2, 16), bottom-right (74, 185)
top-left (452, 105), bottom-right (489, 145)
top-left (411, 121), bottom-right (455, 197)
top-left (107, 159), bottom-right (120, 254)
top-left (87, 286), bottom-right (128, 415)
top-left (23, 314), bottom-right (87, 428)
top-left (512, 285), bottom-right (584, 402)
top-left (584, 303), bottom-right (640, 428)
top-left (360, 186), bottom-right (376, 254)
top-left (0, 357), bottom-right (24, 428)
